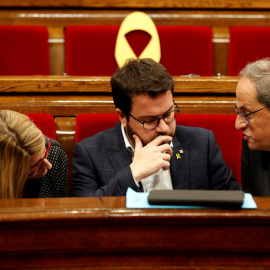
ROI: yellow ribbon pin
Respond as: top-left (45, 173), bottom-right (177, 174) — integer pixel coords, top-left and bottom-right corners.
top-left (176, 150), bottom-right (184, 159)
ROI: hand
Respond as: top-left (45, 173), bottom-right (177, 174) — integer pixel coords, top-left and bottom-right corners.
top-left (130, 134), bottom-right (173, 183)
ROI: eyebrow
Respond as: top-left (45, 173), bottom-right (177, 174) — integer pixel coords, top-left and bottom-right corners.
top-left (140, 103), bottom-right (175, 119)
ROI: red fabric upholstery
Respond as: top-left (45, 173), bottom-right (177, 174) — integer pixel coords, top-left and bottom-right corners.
top-left (26, 114), bottom-right (56, 140)
top-left (0, 25), bottom-right (50, 75)
top-left (65, 25), bottom-right (119, 76)
top-left (176, 114), bottom-right (242, 183)
top-left (229, 26), bottom-right (270, 76)
top-left (158, 26), bottom-right (213, 76)
top-left (75, 113), bottom-right (241, 183)
top-left (65, 25), bottom-right (213, 76)
top-left (75, 113), bottom-right (119, 143)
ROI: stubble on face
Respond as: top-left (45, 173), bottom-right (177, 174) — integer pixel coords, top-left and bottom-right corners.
top-left (125, 120), bottom-right (176, 148)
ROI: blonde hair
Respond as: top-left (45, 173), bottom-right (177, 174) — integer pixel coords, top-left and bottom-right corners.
top-left (0, 110), bottom-right (44, 198)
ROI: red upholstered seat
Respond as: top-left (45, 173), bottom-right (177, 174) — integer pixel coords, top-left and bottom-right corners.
top-left (0, 25), bottom-right (50, 75)
top-left (176, 114), bottom-right (242, 183)
top-left (75, 113), bottom-right (119, 143)
top-left (229, 26), bottom-right (270, 76)
top-left (75, 113), bottom-right (241, 183)
top-left (65, 25), bottom-right (119, 76)
top-left (65, 25), bottom-right (213, 76)
top-left (26, 114), bottom-right (56, 140)
top-left (158, 26), bottom-right (213, 76)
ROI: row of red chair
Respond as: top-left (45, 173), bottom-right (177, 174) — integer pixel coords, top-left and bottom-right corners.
top-left (28, 113), bottom-right (242, 183)
top-left (1, 25), bottom-right (270, 76)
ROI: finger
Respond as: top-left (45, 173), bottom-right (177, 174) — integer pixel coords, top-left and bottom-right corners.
top-left (133, 134), bottom-right (143, 150)
top-left (162, 160), bottom-right (171, 171)
top-left (158, 144), bottom-right (173, 156)
top-left (150, 135), bottom-right (173, 146)
top-left (162, 152), bottom-right (172, 162)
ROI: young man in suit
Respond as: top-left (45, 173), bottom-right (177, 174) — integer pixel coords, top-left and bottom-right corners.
top-left (234, 59), bottom-right (270, 196)
top-left (72, 58), bottom-right (240, 197)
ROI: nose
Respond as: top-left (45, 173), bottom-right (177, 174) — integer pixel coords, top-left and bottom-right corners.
top-left (43, 159), bottom-right (52, 170)
top-left (155, 118), bottom-right (170, 133)
top-left (235, 115), bottom-right (248, 130)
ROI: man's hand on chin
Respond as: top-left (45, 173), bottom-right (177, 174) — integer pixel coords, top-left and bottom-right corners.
top-left (130, 134), bottom-right (173, 183)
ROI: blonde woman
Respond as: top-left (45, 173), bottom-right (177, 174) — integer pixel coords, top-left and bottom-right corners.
top-left (0, 110), bottom-right (68, 198)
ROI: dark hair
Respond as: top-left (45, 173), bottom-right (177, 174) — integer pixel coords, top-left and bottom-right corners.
top-left (111, 58), bottom-right (175, 117)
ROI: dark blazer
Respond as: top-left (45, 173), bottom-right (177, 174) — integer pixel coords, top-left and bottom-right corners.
top-left (71, 122), bottom-right (240, 197)
top-left (241, 139), bottom-right (270, 196)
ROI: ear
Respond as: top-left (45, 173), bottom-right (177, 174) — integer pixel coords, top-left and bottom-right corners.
top-left (116, 108), bottom-right (127, 128)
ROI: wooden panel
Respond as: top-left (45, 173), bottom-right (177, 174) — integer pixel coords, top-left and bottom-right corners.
top-left (213, 27), bottom-right (230, 76)
top-left (2, 10), bottom-right (270, 27)
top-left (0, 76), bottom-right (238, 94)
top-left (48, 27), bottom-right (65, 75)
top-left (0, 95), bottom-right (237, 115)
top-left (1, 0), bottom-right (270, 9)
top-left (0, 196), bottom-right (269, 269)
top-left (0, 76), bottom-right (238, 115)
top-left (55, 117), bottom-right (76, 195)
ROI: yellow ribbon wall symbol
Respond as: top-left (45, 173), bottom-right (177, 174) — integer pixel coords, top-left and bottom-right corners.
top-left (115, 11), bottom-right (161, 68)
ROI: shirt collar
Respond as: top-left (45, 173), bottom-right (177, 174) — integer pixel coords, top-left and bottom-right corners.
top-left (121, 124), bottom-right (134, 152)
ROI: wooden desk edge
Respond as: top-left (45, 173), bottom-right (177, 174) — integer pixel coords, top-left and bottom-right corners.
top-left (0, 76), bottom-right (238, 94)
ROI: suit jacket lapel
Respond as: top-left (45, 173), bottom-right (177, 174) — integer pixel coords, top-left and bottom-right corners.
top-left (106, 122), bottom-right (132, 172)
top-left (170, 133), bottom-right (189, 189)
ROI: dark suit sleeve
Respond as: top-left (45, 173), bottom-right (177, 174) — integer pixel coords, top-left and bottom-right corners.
top-left (71, 142), bottom-right (142, 197)
top-left (241, 139), bottom-right (254, 194)
top-left (207, 130), bottom-right (241, 190)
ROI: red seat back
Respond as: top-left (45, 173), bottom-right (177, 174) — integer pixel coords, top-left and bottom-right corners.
top-left (26, 114), bottom-right (56, 140)
top-left (75, 113), bottom-right (119, 143)
top-left (229, 26), bottom-right (270, 76)
top-left (65, 25), bottom-right (119, 76)
top-left (65, 25), bottom-right (213, 76)
top-left (0, 26), bottom-right (50, 75)
top-left (158, 26), bottom-right (212, 76)
top-left (177, 114), bottom-right (242, 183)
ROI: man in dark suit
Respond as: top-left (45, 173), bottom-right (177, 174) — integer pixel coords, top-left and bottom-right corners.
top-left (72, 58), bottom-right (240, 197)
top-left (234, 59), bottom-right (270, 196)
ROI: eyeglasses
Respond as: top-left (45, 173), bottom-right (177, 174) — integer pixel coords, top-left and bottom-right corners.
top-left (129, 101), bottom-right (180, 130)
top-left (28, 137), bottom-right (52, 177)
top-left (234, 105), bottom-right (268, 125)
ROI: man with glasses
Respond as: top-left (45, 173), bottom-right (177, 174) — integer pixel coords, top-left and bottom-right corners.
top-left (234, 59), bottom-right (270, 196)
top-left (72, 58), bottom-right (239, 197)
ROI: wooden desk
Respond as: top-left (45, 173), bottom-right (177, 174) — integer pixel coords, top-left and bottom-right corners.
top-left (0, 75), bottom-right (237, 115)
top-left (0, 196), bottom-right (270, 269)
